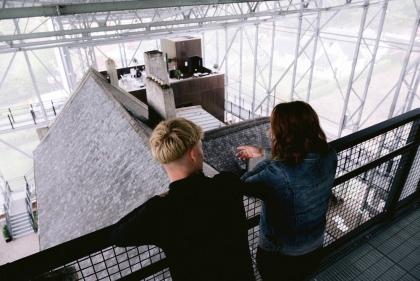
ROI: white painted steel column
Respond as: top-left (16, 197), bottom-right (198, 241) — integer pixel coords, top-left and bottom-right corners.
top-left (353, 0), bottom-right (389, 132)
top-left (388, 7), bottom-right (420, 119)
top-left (307, 0), bottom-right (323, 103)
top-left (337, 0), bottom-right (370, 137)
top-left (290, 4), bottom-right (304, 101)
top-left (251, 24), bottom-right (259, 118)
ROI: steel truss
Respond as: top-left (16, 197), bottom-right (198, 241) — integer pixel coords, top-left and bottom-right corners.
top-left (1, 0), bottom-right (420, 162)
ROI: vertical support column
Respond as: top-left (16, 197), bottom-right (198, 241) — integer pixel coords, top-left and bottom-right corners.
top-left (122, 42), bottom-right (128, 68)
top-left (307, 0), bottom-right (323, 103)
top-left (55, 18), bottom-right (77, 92)
top-left (353, 0), bottom-right (389, 132)
top-left (337, 0), bottom-right (370, 137)
top-left (388, 7), bottom-right (420, 119)
top-left (91, 46), bottom-right (98, 70)
top-left (290, 4), bottom-right (304, 101)
top-left (267, 20), bottom-right (276, 114)
top-left (251, 24), bottom-right (259, 118)
top-left (118, 43), bottom-right (125, 68)
top-left (239, 27), bottom-right (244, 110)
top-left (202, 33), bottom-right (206, 66)
top-left (224, 28), bottom-right (228, 122)
top-left (216, 30), bottom-right (219, 66)
top-left (405, 62), bottom-right (420, 113)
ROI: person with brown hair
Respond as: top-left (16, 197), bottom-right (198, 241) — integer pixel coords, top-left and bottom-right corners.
top-left (237, 101), bottom-right (338, 281)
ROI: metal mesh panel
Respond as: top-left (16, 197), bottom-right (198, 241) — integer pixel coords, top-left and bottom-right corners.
top-left (399, 146), bottom-right (420, 202)
top-left (36, 245), bottom-right (166, 281)
top-left (243, 196), bottom-right (261, 219)
top-left (326, 121), bottom-right (418, 247)
top-left (335, 122), bottom-right (413, 179)
top-left (326, 157), bottom-right (400, 246)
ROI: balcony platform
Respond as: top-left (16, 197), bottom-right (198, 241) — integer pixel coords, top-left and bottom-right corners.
top-left (310, 206), bottom-right (420, 280)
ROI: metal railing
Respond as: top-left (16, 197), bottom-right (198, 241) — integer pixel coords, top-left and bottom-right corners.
top-left (0, 98), bottom-right (66, 133)
top-left (2, 181), bottom-right (13, 240)
top-left (1, 108), bottom-right (420, 280)
top-left (25, 183), bottom-right (37, 232)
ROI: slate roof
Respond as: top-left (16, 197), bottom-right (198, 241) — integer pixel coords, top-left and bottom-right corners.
top-left (34, 68), bottom-right (168, 250)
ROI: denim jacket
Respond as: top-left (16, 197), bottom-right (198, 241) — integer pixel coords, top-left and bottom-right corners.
top-left (241, 147), bottom-right (337, 256)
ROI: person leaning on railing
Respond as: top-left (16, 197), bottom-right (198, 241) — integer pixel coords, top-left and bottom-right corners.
top-left (237, 101), bottom-right (338, 281)
top-left (110, 117), bottom-right (267, 281)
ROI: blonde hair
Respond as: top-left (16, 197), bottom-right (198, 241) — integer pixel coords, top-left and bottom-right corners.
top-left (150, 118), bottom-right (204, 164)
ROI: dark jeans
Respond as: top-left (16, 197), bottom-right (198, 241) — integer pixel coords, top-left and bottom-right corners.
top-left (256, 246), bottom-right (322, 281)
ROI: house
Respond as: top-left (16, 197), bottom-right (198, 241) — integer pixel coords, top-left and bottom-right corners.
top-left (33, 51), bottom-right (271, 250)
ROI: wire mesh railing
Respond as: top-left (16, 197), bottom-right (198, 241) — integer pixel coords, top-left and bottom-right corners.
top-left (1, 108), bottom-right (420, 280)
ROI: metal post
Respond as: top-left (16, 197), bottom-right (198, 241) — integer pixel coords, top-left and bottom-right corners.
top-left (337, 0), bottom-right (370, 137)
top-left (13, 19), bottom-right (49, 125)
top-left (7, 115), bottom-right (14, 129)
top-left (353, 0), bottom-right (389, 132)
top-left (307, 0), bottom-right (323, 103)
top-left (251, 24), bottom-right (259, 118)
top-left (8, 108), bottom-right (14, 122)
top-left (267, 19), bottom-right (276, 115)
top-left (385, 119), bottom-right (420, 215)
top-left (290, 3), bottom-right (304, 101)
top-left (388, 8), bottom-right (420, 119)
top-left (239, 27), bottom-right (243, 110)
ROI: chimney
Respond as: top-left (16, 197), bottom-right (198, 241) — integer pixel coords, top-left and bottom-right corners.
top-left (105, 58), bottom-right (119, 88)
top-left (144, 50), bottom-right (176, 126)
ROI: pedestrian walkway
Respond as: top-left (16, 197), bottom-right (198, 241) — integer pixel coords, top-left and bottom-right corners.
top-left (310, 206), bottom-right (420, 280)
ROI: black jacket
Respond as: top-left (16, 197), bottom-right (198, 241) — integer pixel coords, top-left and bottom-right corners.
top-left (110, 172), bottom-right (266, 281)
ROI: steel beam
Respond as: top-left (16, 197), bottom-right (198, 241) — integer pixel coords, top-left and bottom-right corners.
top-left (0, 0), bottom-right (280, 20)
top-left (0, 139), bottom-right (33, 159)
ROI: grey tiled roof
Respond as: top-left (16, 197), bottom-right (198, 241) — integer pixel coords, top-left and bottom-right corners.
top-left (34, 68), bottom-right (168, 250)
top-left (202, 117), bottom-right (271, 175)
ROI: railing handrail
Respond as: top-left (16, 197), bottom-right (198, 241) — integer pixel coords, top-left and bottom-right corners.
top-left (330, 108), bottom-right (420, 152)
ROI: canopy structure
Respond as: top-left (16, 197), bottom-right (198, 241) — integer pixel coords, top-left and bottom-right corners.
top-left (1, 0), bottom-right (420, 169)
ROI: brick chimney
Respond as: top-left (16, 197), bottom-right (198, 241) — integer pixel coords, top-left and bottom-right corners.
top-left (143, 50), bottom-right (176, 126)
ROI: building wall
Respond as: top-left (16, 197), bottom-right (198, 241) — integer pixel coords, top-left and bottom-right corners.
top-left (34, 74), bottom-right (168, 250)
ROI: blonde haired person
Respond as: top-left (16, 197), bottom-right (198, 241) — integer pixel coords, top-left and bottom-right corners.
top-left (111, 118), bottom-right (263, 281)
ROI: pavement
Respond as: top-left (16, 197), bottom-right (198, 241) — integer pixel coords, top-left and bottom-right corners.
top-left (0, 220), bottom-right (39, 266)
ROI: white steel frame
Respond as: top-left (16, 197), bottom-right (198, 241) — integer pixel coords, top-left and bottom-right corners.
top-left (1, 0), bottom-right (420, 155)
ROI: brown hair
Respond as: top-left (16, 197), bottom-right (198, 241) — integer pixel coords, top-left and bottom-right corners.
top-left (270, 101), bottom-right (328, 165)
top-left (150, 118), bottom-right (204, 164)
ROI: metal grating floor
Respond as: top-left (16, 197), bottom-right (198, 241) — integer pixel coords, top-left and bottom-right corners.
top-left (309, 206), bottom-right (420, 281)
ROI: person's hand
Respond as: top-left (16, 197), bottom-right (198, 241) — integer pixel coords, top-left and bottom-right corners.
top-left (236, 145), bottom-right (265, 160)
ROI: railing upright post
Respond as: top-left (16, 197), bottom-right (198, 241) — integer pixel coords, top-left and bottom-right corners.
top-left (385, 119), bottom-right (420, 217)
top-left (7, 115), bottom-right (14, 129)
top-left (30, 109), bottom-right (37, 124)
top-left (8, 108), bottom-right (14, 122)
top-left (26, 183), bottom-right (37, 232)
